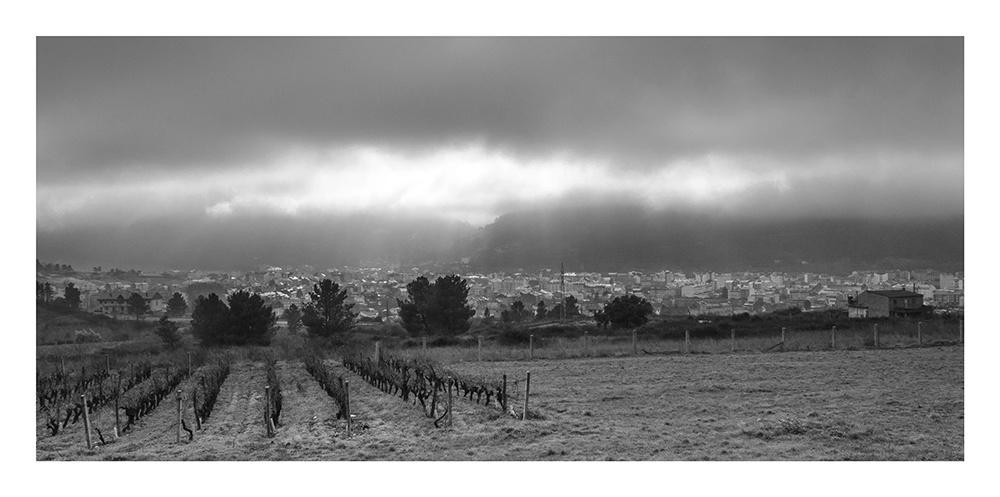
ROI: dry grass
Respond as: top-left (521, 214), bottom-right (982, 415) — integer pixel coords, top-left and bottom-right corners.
top-left (38, 343), bottom-right (963, 461)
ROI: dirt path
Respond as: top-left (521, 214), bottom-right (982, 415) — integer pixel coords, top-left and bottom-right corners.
top-left (266, 360), bottom-right (344, 459)
top-left (179, 361), bottom-right (267, 460)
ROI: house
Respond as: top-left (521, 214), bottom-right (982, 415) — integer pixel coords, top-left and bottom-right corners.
top-left (849, 290), bottom-right (925, 318)
top-left (94, 291), bottom-right (164, 315)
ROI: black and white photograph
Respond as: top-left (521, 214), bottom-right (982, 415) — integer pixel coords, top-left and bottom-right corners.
top-left (19, 3), bottom-right (993, 492)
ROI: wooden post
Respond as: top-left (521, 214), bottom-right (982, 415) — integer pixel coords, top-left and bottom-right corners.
top-left (422, 336), bottom-right (427, 351)
top-left (345, 381), bottom-right (352, 436)
top-left (917, 321), bottom-right (922, 346)
top-left (684, 330), bottom-right (690, 354)
top-left (632, 330), bottom-right (637, 356)
top-left (502, 374), bottom-right (508, 413)
top-left (478, 336), bottom-right (482, 362)
top-left (529, 335), bottom-right (534, 360)
top-left (264, 386), bottom-right (272, 437)
top-left (584, 330), bottom-right (589, 356)
top-left (730, 328), bottom-right (736, 352)
top-left (115, 374), bottom-right (122, 437)
top-left (105, 354), bottom-right (111, 373)
top-left (781, 327), bottom-right (786, 352)
top-left (187, 352), bottom-right (192, 378)
top-left (447, 376), bottom-right (453, 428)
top-left (522, 371), bottom-right (531, 421)
top-left (959, 320), bottom-right (963, 343)
top-left (81, 394), bottom-right (93, 449)
top-left (60, 357), bottom-right (65, 376)
top-left (831, 326), bottom-right (837, 349)
top-left (874, 323), bottom-right (879, 349)
top-left (176, 391), bottom-right (182, 443)
top-left (375, 341), bottom-right (381, 361)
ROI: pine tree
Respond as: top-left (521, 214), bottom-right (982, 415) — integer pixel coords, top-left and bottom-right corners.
top-left (301, 280), bottom-right (356, 338)
top-left (166, 292), bottom-right (188, 317)
top-left (155, 315), bottom-right (183, 350)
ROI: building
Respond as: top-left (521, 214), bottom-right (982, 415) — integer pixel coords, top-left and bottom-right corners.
top-left (848, 290), bottom-right (925, 318)
top-left (94, 291), bottom-right (164, 315)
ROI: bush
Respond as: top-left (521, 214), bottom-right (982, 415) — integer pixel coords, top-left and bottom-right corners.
top-left (74, 328), bottom-right (102, 343)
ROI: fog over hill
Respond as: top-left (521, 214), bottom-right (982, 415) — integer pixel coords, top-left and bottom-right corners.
top-left (37, 203), bottom-right (963, 274)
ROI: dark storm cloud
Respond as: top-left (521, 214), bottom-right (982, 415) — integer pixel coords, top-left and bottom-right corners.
top-left (37, 37), bottom-right (963, 180)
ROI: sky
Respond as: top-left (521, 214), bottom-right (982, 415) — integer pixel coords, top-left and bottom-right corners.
top-left (35, 36), bottom-right (964, 269)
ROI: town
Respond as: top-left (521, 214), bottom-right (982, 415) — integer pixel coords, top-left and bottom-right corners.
top-left (35, 259), bottom-right (965, 323)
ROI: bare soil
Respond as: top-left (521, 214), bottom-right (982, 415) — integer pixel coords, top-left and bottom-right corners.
top-left (36, 345), bottom-right (963, 460)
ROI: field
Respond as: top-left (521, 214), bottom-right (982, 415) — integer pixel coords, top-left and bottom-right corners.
top-left (36, 342), bottom-right (963, 461)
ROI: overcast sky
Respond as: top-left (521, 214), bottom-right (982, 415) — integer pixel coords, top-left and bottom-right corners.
top-left (37, 37), bottom-right (962, 238)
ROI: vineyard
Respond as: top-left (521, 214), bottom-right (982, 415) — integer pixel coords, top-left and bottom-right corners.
top-left (36, 341), bottom-right (964, 460)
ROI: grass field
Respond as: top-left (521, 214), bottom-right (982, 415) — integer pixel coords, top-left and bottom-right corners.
top-left (36, 343), bottom-right (963, 461)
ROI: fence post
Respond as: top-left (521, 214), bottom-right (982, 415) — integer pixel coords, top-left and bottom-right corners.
top-left (529, 335), bottom-right (534, 360)
top-left (874, 323), bottom-right (880, 349)
top-left (345, 380), bottom-right (352, 436)
top-left (81, 394), bottom-right (93, 449)
top-left (522, 371), bottom-right (531, 421)
top-left (917, 321), bottom-right (922, 346)
top-left (264, 386), bottom-right (272, 437)
top-left (478, 336), bottom-right (483, 362)
top-left (781, 327), bottom-right (786, 352)
top-left (176, 391), bottom-right (182, 443)
top-left (684, 330), bottom-right (690, 354)
top-left (831, 326), bottom-right (837, 349)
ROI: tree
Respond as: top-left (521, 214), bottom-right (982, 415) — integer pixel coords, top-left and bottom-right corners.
top-left (431, 275), bottom-right (476, 335)
top-left (226, 290), bottom-right (277, 345)
top-left (37, 282), bottom-right (54, 303)
top-left (301, 279), bottom-right (356, 338)
top-left (155, 315), bottom-right (182, 350)
top-left (397, 275), bottom-right (475, 336)
top-left (535, 301), bottom-right (547, 320)
top-left (166, 292), bottom-right (188, 317)
top-left (126, 292), bottom-right (149, 321)
top-left (564, 295), bottom-right (580, 316)
top-left (397, 276), bottom-right (433, 335)
top-left (282, 304), bottom-right (302, 335)
top-left (190, 293), bottom-right (231, 346)
top-left (510, 300), bottom-right (528, 323)
top-left (603, 294), bottom-right (654, 328)
top-left (63, 283), bottom-right (81, 309)
top-left (482, 306), bottom-right (492, 322)
top-left (594, 309), bottom-right (611, 329)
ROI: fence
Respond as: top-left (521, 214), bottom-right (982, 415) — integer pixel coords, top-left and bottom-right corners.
top-left (394, 320), bottom-right (963, 363)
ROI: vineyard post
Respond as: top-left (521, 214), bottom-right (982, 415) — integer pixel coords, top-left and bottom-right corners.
top-left (265, 386), bottom-right (272, 437)
top-left (502, 374), bottom-right (507, 413)
top-left (114, 374), bottom-right (122, 437)
top-left (731, 328), bottom-right (736, 353)
top-left (81, 394), bottom-right (93, 449)
top-left (447, 376), bottom-right (453, 428)
top-left (831, 326), bottom-right (837, 349)
top-left (105, 354), bottom-right (110, 373)
top-left (584, 330), bottom-right (589, 356)
top-left (60, 357), bottom-right (65, 376)
top-left (684, 330), bottom-right (690, 354)
top-left (522, 371), bottom-right (531, 421)
top-left (478, 336), bottom-right (482, 362)
top-left (917, 321), bottom-right (922, 346)
top-left (529, 335), bottom-right (534, 360)
top-left (176, 391), bottom-right (182, 443)
top-left (345, 380), bottom-right (352, 436)
top-left (422, 336), bottom-right (426, 351)
top-left (632, 330), bottom-right (637, 356)
top-left (781, 327), bottom-right (786, 352)
top-left (874, 323), bottom-right (879, 349)
top-left (187, 352), bottom-right (192, 378)
top-left (960, 320), bottom-right (963, 343)
top-left (375, 341), bottom-right (381, 361)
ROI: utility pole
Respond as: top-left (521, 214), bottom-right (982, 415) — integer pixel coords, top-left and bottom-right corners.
top-left (560, 262), bottom-right (565, 321)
